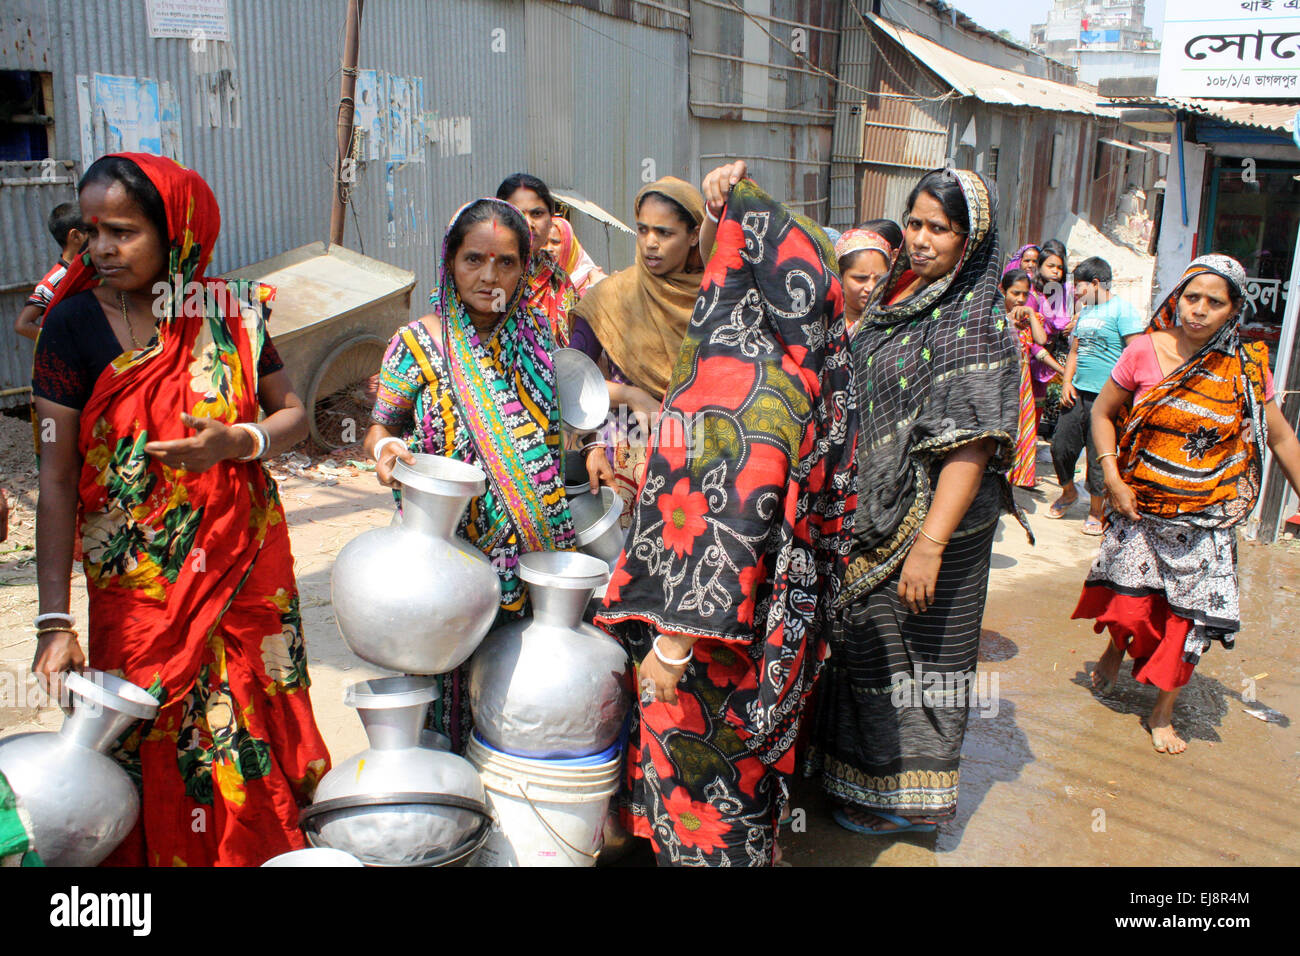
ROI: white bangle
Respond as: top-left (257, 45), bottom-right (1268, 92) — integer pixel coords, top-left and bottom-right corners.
top-left (35, 612), bottom-right (75, 628)
top-left (704, 205), bottom-right (720, 224)
top-left (373, 435), bottom-right (407, 463)
top-left (234, 423), bottom-right (267, 461)
top-left (653, 634), bottom-right (693, 667)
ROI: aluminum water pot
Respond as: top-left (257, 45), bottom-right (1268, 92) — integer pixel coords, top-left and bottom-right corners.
top-left (301, 677), bottom-right (491, 867)
top-left (0, 670), bottom-right (159, 866)
top-left (469, 551), bottom-right (631, 758)
top-left (331, 454), bottom-right (501, 675)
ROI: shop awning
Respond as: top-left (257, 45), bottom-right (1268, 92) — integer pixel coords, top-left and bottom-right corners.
top-left (1108, 96), bottom-right (1298, 134)
top-left (867, 13), bottom-right (1120, 119)
top-left (551, 190), bottom-right (633, 235)
top-left (1099, 137), bottom-right (1146, 153)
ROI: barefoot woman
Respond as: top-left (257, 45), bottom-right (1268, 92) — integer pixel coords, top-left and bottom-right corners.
top-left (1075, 255), bottom-right (1300, 754)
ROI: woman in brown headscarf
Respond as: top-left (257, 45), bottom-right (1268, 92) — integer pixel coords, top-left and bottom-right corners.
top-left (569, 176), bottom-right (705, 516)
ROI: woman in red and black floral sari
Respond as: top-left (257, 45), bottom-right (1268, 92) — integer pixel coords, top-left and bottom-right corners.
top-left (29, 153), bottom-right (329, 866)
top-left (595, 175), bottom-right (856, 867)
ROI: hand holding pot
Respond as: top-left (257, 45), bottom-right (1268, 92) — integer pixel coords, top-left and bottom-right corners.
top-left (32, 629), bottom-right (85, 711)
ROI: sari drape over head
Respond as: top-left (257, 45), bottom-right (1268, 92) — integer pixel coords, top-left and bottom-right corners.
top-left (550, 215), bottom-right (607, 295)
top-left (41, 153), bottom-right (328, 866)
top-left (1073, 254), bottom-right (1269, 673)
top-left (1003, 243), bottom-right (1040, 277)
top-left (1116, 254), bottom-right (1270, 528)
top-left (522, 249), bottom-right (579, 347)
top-left (570, 176), bottom-right (705, 399)
top-left (841, 168), bottom-right (1027, 606)
top-left (835, 228), bottom-right (896, 267)
top-left (596, 179), bottom-right (857, 767)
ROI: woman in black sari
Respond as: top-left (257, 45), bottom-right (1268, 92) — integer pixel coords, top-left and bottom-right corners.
top-left (807, 168), bottom-right (1028, 833)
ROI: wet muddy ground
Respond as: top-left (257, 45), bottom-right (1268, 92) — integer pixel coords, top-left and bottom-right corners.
top-left (2, 425), bottom-right (1297, 866)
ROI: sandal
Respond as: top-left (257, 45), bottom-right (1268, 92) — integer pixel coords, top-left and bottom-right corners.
top-left (1081, 516), bottom-right (1104, 536)
top-left (1046, 496), bottom-right (1075, 519)
top-left (832, 807), bottom-right (937, 835)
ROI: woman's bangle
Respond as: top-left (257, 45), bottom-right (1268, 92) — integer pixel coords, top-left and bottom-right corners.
top-left (582, 441), bottom-right (607, 455)
top-left (704, 205), bottom-right (720, 223)
top-left (372, 436), bottom-right (406, 463)
top-left (1096, 451), bottom-right (1117, 461)
top-left (652, 634), bottom-right (693, 667)
top-left (35, 612), bottom-right (74, 628)
top-left (36, 626), bottom-right (77, 638)
top-left (918, 528), bottom-right (950, 547)
top-left (234, 422), bottom-right (268, 461)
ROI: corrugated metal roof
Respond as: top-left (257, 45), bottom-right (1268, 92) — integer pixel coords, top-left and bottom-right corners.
top-left (1099, 136), bottom-right (1146, 154)
top-left (867, 14), bottom-right (1118, 118)
top-left (1109, 96), bottom-right (1299, 134)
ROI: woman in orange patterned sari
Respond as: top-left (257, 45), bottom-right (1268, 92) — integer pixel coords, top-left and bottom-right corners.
top-left (30, 153), bottom-right (329, 865)
top-left (1075, 255), bottom-right (1300, 754)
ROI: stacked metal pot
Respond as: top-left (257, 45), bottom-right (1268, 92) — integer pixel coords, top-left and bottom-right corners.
top-left (316, 453), bottom-right (499, 866)
top-left (318, 347), bottom-right (632, 867)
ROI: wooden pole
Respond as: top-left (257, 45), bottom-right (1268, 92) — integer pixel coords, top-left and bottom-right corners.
top-left (329, 0), bottom-right (364, 247)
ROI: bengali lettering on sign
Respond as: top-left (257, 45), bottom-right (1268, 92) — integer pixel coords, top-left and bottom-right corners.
top-left (1242, 276), bottom-right (1290, 315)
top-left (145, 0), bottom-right (231, 43)
top-left (1158, 0), bottom-right (1300, 98)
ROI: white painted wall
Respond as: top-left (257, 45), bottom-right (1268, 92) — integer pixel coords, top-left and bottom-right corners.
top-left (1152, 136), bottom-right (1210, 306)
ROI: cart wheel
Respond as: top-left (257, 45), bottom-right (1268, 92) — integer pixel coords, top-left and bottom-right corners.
top-left (305, 333), bottom-right (388, 451)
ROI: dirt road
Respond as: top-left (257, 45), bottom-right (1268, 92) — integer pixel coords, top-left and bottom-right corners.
top-left (3, 409), bottom-right (1297, 865)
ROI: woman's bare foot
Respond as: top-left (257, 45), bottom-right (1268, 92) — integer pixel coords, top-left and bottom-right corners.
top-left (1149, 688), bottom-right (1186, 754)
top-left (1090, 640), bottom-right (1123, 695)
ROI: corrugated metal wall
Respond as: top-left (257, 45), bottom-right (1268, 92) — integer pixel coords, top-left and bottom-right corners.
top-left (690, 0), bottom-right (841, 221)
top-left (830, 15), bottom-right (1136, 254)
top-left (837, 14), bottom-right (953, 230)
top-left (0, 0), bottom-right (695, 404)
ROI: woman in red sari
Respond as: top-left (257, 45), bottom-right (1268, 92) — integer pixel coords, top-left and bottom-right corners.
top-left (30, 153), bottom-right (330, 866)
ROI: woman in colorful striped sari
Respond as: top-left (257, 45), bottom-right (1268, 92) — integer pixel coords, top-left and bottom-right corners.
top-left (365, 198), bottom-right (578, 752)
top-left (1075, 254), bottom-right (1300, 754)
top-left (1001, 267), bottom-right (1065, 487)
top-left (30, 153), bottom-right (329, 866)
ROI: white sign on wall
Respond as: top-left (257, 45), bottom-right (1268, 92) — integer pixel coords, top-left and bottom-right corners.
top-left (1157, 0), bottom-right (1300, 98)
top-left (146, 0), bottom-right (231, 43)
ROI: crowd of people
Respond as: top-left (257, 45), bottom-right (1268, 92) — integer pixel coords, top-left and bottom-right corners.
top-left (10, 149), bottom-right (1300, 866)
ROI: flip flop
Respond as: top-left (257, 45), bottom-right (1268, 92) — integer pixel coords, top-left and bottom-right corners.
top-left (832, 807), bottom-right (938, 835)
top-left (1081, 516), bottom-right (1104, 536)
top-left (1046, 498), bottom-right (1074, 519)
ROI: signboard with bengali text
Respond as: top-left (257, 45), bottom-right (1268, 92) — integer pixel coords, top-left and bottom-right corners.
top-left (1157, 0), bottom-right (1300, 98)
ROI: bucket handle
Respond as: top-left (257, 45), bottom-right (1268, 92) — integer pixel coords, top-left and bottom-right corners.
top-left (514, 780), bottom-right (602, 863)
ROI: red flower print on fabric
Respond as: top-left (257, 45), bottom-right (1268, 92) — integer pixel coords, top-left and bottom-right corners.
top-left (657, 478), bottom-right (708, 557)
top-left (737, 559), bottom-right (766, 626)
top-left (604, 563), bottom-right (633, 605)
top-left (662, 785), bottom-right (730, 853)
top-left (701, 219), bottom-right (745, 291)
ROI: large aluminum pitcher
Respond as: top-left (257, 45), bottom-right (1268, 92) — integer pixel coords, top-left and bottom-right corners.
top-left (331, 454), bottom-right (501, 675)
top-left (469, 551), bottom-right (631, 759)
top-left (0, 671), bottom-right (159, 866)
